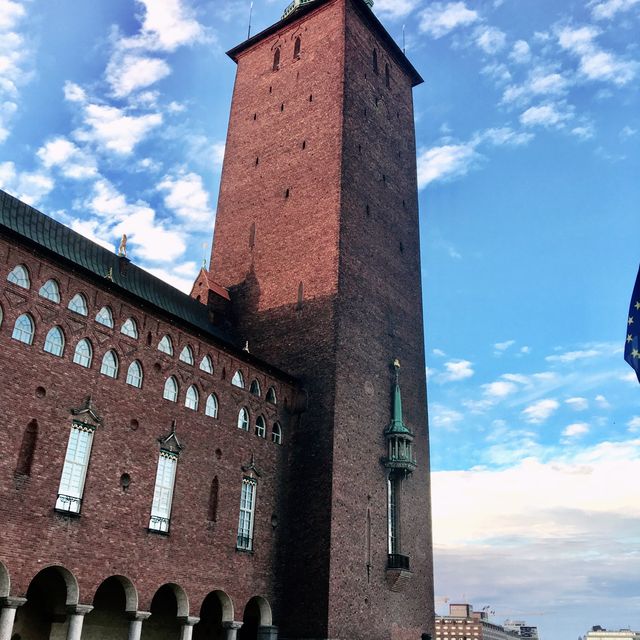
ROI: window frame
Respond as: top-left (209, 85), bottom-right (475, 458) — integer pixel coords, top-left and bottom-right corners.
top-left (95, 306), bottom-right (114, 328)
top-left (199, 355), bottom-right (214, 373)
top-left (272, 422), bottom-right (282, 445)
top-left (237, 407), bottom-right (249, 431)
top-left (12, 313), bottom-right (35, 345)
top-left (121, 317), bottom-right (138, 338)
top-left (73, 338), bottom-right (93, 368)
top-left (236, 477), bottom-right (257, 550)
top-left (68, 293), bottom-right (88, 316)
top-left (126, 360), bottom-right (143, 388)
top-left (7, 264), bottom-right (30, 289)
top-left (158, 335), bottom-right (174, 355)
top-left (179, 345), bottom-right (194, 365)
top-left (100, 349), bottom-right (119, 378)
top-left (39, 279), bottom-right (60, 302)
top-left (163, 376), bottom-right (179, 402)
top-left (231, 370), bottom-right (245, 388)
top-left (255, 415), bottom-right (266, 438)
top-left (205, 393), bottom-right (219, 419)
top-left (44, 326), bottom-right (65, 357)
top-left (185, 384), bottom-right (199, 411)
top-left (148, 450), bottom-right (178, 533)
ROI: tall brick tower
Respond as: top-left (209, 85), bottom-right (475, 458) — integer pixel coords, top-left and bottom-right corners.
top-left (209, 0), bottom-right (433, 637)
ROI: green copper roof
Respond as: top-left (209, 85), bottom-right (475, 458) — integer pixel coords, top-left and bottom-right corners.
top-left (386, 382), bottom-right (413, 436)
top-left (282, 0), bottom-right (372, 19)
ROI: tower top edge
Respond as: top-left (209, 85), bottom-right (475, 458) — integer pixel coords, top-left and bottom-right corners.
top-left (225, 0), bottom-right (423, 86)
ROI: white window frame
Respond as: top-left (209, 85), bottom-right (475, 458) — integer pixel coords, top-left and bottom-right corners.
top-left (158, 335), bottom-right (173, 355)
top-left (387, 477), bottom-right (399, 555)
top-left (185, 385), bottom-right (199, 410)
top-left (205, 394), bottom-right (218, 418)
top-left (121, 317), bottom-right (138, 338)
top-left (231, 370), bottom-right (244, 388)
top-left (95, 306), bottom-right (114, 327)
top-left (68, 293), bottom-right (88, 316)
top-left (237, 407), bottom-right (249, 430)
top-left (250, 379), bottom-right (261, 396)
top-left (199, 355), bottom-right (213, 373)
top-left (7, 264), bottom-right (30, 289)
top-left (179, 345), bottom-right (194, 365)
top-left (12, 314), bottom-right (34, 345)
top-left (255, 416), bottom-right (266, 438)
top-left (126, 360), bottom-right (143, 388)
top-left (237, 477), bottom-right (257, 550)
top-left (272, 422), bottom-right (282, 445)
top-left (266, 386), bottom-right (277, 405)
top-left (73, 339), bottom-right (92, 368)
top-left (149, 450), bottom-right (178, 533)
top-left (44, 326), bottom-right (65, 356)
top-left (55, 422), bottom-right (95, 514)
top-left (100, 350), bottom-right (118, 378)
top-left (39, 279), bottom-right (60, 302)
top-left (163, 376), bottom-right (178, 402)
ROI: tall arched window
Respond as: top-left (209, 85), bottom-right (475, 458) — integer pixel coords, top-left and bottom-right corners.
top-left (266, 386), bottom-right (277, 405)
top-left (158, 335), bottom-right (173, 355)
top-left (7, 264), bottom-right (30, 289)
top-left (294, 36), bottom-right (301, 59)
top-left (232, 370), bottom-right (245, 388)
top-left (39, 279), bottom-right (60, 302)
top-left (273, 47), bottom-right (281, 71)
top-left (200, 355), bottom-right (214, 373)
top-left (179, 345), bottom-right (194, 365)
top-left (68, 293), bottom-right (88, 316)
top-left (163, 376), bottom-right (178, 402)
top-left (373, 48), bottom-right (378, 74)
top-left (185, 385), bottom-right (199, 410)
top-left (44, 326), bottom-right (65, 356)
top-left (121, 317), bottom-right (138, 338)
top-left (250, 379), bottom-right (261, 396)
top-left (255, 415), bottom-right (266, 438)
top-left (100, 350), bottom-right (119, 378)
top-left (237, 407), bottom-right (249, 431)
top-left (16, 419), bottom-right (38, 476)
top-left (205, 394), bottom-right (219, 418)
top-left (385, 62), bottom-right (390, 88)
top-left (95, 306), bottom-right (114, 327)
top-left (73, 339), bottom-right (93, 367)
top-left (126, 360), bottom-right (143, 388)
top-left (272, 422), bottom-right (282, 445)
top-left (12, 314), bottom-right (35, 345)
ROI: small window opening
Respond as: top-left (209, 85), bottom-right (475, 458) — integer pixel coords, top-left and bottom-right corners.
top-left (208, 476), bottom-right (219, 521)
top-left (364, 108), bottom-right (367, 117)
top-left (285, 188), bottom-right (290, 198)
top-left (273, 48), bottom-right (280, 71)
top-left (366, 204), bottom-right (370, 216)
top-left (383, 174), bottom-right (386, 184)
top-left (375, 97), bottom-right (379, 107)
top-left (255, 156), bottom-right (259, 166)
top-left (402, 199), bottom-right (406, 208)
top-left (373, 49), bottom-right (378, 74)
top-left (309, 94), bottom-right (313, 102)
top-left (253, 113), bottom-right (257, 121)
top-left (385, 63), bottom-right (390, 88)
top-left (249, 222), bottom-right (256, 249)
top-left (280, 103), bottom-right (284, 112)
top-left (15, 419), bottom-right (38, 476)
top-left (269, 85), bottom-right (272, 94)
top-left (294, 36), bottom-right (301, 59)
top-left (399, 241), bottom-right (404, 254)
top-left (302, 140), bottom-right (306, 150)
top-left (358, 144), bottom-right (362, 154)
top-left (297, 281), bottom-right (304, 309)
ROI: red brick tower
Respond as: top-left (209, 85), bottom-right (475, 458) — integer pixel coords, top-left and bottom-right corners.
top-left (210, 0), bottom-right (433, 637)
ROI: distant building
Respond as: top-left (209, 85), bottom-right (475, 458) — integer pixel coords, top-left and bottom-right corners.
top-left (436, 604), bottom-right (521, 640)
top-left (504, 620), bottom-right (540, 640)
top-left (585, 627), bottom-right (640, 640)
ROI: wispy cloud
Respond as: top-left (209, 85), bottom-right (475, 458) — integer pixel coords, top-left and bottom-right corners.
top-left (562, 422), bottom-right (590, 438)
top-left (440, 359), bottom-right (475, 382)
top-left (565, 396), bottom-right (589, 411)
top-left (158, 171), bottom-right (214, 226)
top-left (522, 398), bottom-right (560, 423)
top-left (590, 0), bottom-right (640, 20)
top-left (520, 102), bottom-right (573, 128)
top-left (419, 1), bottom-right (479, 38)
top-left (474, 25), bottom-right (507, 55)
top-left (0, 161), bottom-right (53, 205)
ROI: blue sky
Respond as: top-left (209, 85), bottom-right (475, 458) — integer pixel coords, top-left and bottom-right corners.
top-left (0, 0), bottom-right (639, 637)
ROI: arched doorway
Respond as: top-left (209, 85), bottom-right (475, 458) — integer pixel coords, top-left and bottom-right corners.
top-left (140, 584), bottom-right (188, 640)
top-left (238, 597), bottom-right (272, 640)
top-left (82, 575), bottom-right (137, 640)
top-left (11, 566), bottom-right (78, 640)
top-left (193, 590), bottom-right (234, 640)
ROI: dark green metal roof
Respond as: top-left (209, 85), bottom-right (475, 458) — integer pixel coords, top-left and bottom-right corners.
top-left (0, 188), bottom-right (236, 347)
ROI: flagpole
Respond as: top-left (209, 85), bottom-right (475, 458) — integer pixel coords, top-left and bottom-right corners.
top-left (248, 1), bottom-right (254, 40)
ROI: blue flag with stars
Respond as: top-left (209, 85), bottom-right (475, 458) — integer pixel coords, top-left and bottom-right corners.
top-left (625, 264), bottom-right (640, 384)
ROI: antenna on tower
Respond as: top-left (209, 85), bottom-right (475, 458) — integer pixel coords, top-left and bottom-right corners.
top-left (402, 24), bottom-right (406, 53)
top-left (247, 1), bottom-right (254, 39)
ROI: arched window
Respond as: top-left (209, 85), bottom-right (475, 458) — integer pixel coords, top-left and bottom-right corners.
top-left (250, 379), bottom-right (261, 396)
top-left (95, 306), bottom-right (114, 327)
top-left (237, 407), bottom-right (249, 431)
top-left (373, 48), bottom-right (378, 74)
top-left (158, 335), bottom-right (173, 355)
top-left (385, 62), bottom-right (390, 88)
top-left (208, 476), bottom-right (219, 521)
top-left (179, 345), bottom-right (194, 365)
top-left (163, 376), bottom-right (178, 402)
top-left (12, 314), bottom-right (34, 345)
top-left (121, 317), bottom-right (138, 338)
top-left (185, 385), bottom-right (199, 410)
top-left (266, 386), bottom-right (277, 405)
top-left (68, 293), bottom-right (88, 316)
top-left (73, 338), bottom-right (93, 367)
top-left (231, 370), bottom-right (245, 388)
top-left (39, 279), bottom-right (60, 302)
top-left (7, 264), bottom-right (30, 289)
top-left (294, 36), bottom-right (301, 59)
top-left (126, 360), bottom-right (143, 388)
top-left (205, 393), bottom-right (219, 418)
top-left (273, 47), bottom-right (281, 71)
top-left (44, 326), bottom-right (65, 356)
top-left (100, 350), bottom-right (118, 378)
top-left (16, 419), bottom-right (38, 476)
top-left (200, 355), bottom-right (214, 373)
top-left (272, 422), bottom-right (282, 445)
top-left (255, 415), bottom-right (266, 438)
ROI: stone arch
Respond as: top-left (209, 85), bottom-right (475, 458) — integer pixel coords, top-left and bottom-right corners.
top-left (42, 564), bottom-right (79, 606)
top-left (193, 590), bottom-right (234, 640)
top-left (140, 583), bottom-right (189, 640)
top-left (95, 574), bottom-right (138, 612)
top-left (83, 575), bottom-right (138, 640)
top-left (0, 559), bottom-right (9, 598)
top-left (238, 596), bottom-right (272, 640)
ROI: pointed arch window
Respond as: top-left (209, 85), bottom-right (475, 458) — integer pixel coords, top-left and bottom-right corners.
top-left (185, 385), bottom-right (199, 411)
top-left (250, 379), bottom-right (261, 396)
top-left (266, 386), bottom-right (277, 405)
top-left (12, 314), bottom-right (35, 345)
top-left (163, 376), bottom-right (179, 402)
top-left (73, 339), bottom-right (93, 367)
top-left (44, 326), bottom-right (65, 356)
top-left (56, 421), bottom-right (96, 514)
top-left (7, 264), bottom-right (30, 289)
top-left (95, 306), bottom-right (114, 327)
top-left (68, 293), bottom-right (88, 316)
top-left (121, 317), bottom-right (138, 338)
top-left (39, 279), bottom-right (60, 302)
top-left (232, 370), bottom-right (245, 388)
top-left (100, 350), bottom-right (119, 378)
top-left (273, 47), bottom-right (281, 71)
top-left (237, 477), bottom-right (257, 550)
top-left (199, 355), bottom-right (214, 374)
top-left (373, 48), bottom-right (378, 74)
top-left (272, 422), bottom-right (282, 445)
top-left (179, 345), bottom-right (194, 365)
top-left (126, 360), bottom-right (143, 388)
top-left (205, 393), bottom-right (219, 418)
top-left (237, 407), bottom-right (249, 431)
top-left (158, 335), bottom-right (174, 355)
top-left (255, 415), bottom-right (266, 438)
top-left (294, 36), bottom-right (301, 59)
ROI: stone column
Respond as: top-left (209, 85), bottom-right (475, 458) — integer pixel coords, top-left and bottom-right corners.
top-left (0, 597), bottom-right (26, 640)
top-left (257, 625), bottom-right (278, 640)
top-left (178, 616), bottom-right (199, 640)
top-left (65, 604), bottom-right (93, 640)
top-left (127, 611), bottom-right (151, 640)
top-left (222, 621), bottom-right (243, 640)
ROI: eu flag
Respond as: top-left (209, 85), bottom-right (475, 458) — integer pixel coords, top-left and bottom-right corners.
top-left (624, 264), bottom-right (640, 384)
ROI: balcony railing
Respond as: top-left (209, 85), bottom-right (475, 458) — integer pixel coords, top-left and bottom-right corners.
top-left (387, 553), bottom-right (410, 570)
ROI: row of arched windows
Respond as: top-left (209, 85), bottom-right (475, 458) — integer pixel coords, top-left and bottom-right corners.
top-left (5, 263), bottom-right (281, 402)
top-left (272, 35), bottom-right (301, 71)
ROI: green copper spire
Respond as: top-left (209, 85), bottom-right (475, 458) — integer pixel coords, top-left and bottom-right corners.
top-left (282, 0), bottom-right (373, 20)
top-left (386, 359), bottom-right (413, 436)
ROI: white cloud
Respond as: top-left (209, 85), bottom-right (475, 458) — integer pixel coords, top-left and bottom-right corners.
top-left (478, 127), bottom-right (534, 146)
top-left (483, 380), bottom-right (518, 399)
top-left (546, 349), bottom-right (601, 363)
top-left (147, 264), bottom-right (197, 293)
top-left (417, 142), bottom-right (479, 187)
top-left (430, 404), bottom-right (464, 430)
top-left (620, 125), bottom-right (637, 138)
top-left (440, 359), bottom-right (474, 382)
top-left (565, 396), bottom-right (589, 411)
top-left (571, 123), bottom-right (596, 140)
top-left (64, 81), bottom-right (86, 103)
top-left (212, 141), bottom-right (226, 169)
top-left (419, 2), bottom-right (479, 38)
top-left (562, 422), bottom-right (590, 438)
top-left (510, 40), bottom-right (531, 64)
top-left (157, 171), bottom-right (214, 225)
top-left (520, 346), bottom-right (531, 354)
top-left (69, 218), bottom-right (115, 252)
top-left (595, 394), bottom-right (610, 409)
top-left (374, 0), bottom-right (418, 19)
top-left (520, 103), bottom-right (573, 128)
top-left (36, 137), bottom-right (97, 179)
top-left (475, 25), bottom-right (507, 55)
top-left (106, 54), bottom-right (171, 98)
top-left (481, 62), bottom-right (512, 84)
top-left (0, 161), bottom-right (53, 205)
top-left (591, 0), bottom-right (640, 20)
top-left (0, 0), bottom-right (25, 30)
top-left (522, 398), bottom-right (559, 423)
top-left (628, 417), bottom-right (640, 432)
top-left (494, 339), bottom-right (516, 351)
top-left (433, 348), bottom-right (447, 357)
top-left (557, 25), bottom-right (637, 86)
top-left (502, 70), bottom-right (570, 106)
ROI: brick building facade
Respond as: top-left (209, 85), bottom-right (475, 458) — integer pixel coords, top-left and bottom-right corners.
top-left (0, 0), bottom-right (433, 638)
